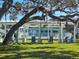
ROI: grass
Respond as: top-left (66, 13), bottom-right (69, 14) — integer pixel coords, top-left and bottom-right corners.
top-left (0, 39), bottom-right (79, 59)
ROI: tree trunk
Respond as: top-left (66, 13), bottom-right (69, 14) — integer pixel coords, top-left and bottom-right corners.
top-left (2, 7), bottom-right (38, 45)
top-left (2, 6), bottom-right (77, 45)
top-left (1, 6), bottom-right (63, 45)
top-left (0, 0), bottom-right (13, 20)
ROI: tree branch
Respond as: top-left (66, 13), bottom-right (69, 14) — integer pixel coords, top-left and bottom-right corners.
top-left (0, 0), bottom-right (13, 20)
top-left (2, 6), bottom-right (79, 45)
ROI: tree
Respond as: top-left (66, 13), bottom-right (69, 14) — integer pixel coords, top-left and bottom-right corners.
top-left (0, 0), bottom-right (13, 20)
top-left (0, 0), bottom-right (79, 45)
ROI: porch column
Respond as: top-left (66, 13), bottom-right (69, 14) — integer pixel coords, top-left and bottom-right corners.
top-left (26, 24), bottom-right (29, 40)
top-left (22, 25), bottom-right (26, 43)
top-left (26, 23), bottom-right (30, 39)
top-left (73, 24), bottom-right (77, 42)
top-left (51, 27), bottom-right (53, 37)
top-left (4, 24), bottom-right (7, 37)
top-left (59, 22), bottom-right (63, 43)
top-left (12, 33), bottom-right (15, 42)
top-left (18, 28), bottom-right (20, 39)
top-left (48, 25), bottom-right (50, 40)
top-left (38, 22), bottom-right (42, 43)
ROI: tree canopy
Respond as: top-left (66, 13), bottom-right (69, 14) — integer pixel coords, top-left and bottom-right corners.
top-left (0, 0), bottom-right (79, 22)
top-left (0, 0), bottom-right (79, 45)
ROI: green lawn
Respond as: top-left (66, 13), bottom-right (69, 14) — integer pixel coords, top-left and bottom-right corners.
top-left (0, 40), bottom-right (79, 59)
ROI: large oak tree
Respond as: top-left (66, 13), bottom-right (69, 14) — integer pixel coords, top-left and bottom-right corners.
top-left (0, 0), bottom-right (79, 45)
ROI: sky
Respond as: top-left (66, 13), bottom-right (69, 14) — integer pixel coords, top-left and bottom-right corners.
top-left (0, 0), bottom-right (67, 21)
top-left (0, 0), bottom-right (24, 21)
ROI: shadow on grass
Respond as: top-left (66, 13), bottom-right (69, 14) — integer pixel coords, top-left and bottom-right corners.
top-left (59, 51), bottom-right (79, 58)
top-left (0, 55), bottom-right (17, 59)
top-left (19, 46), bottom-right (57, 50)
top-left (16, 51), bottom-right (78, 59)
top-left (0, 45), bottom-right (20, 51)
top-left (0, 51), bottom-right (79, 59)
top-left (0, 42), bottom-right (2, 45)
top-left (0, 45), bottom-right (20, 59)
top-left (31, 46), bottom-right (56, 49)
top-left (0, 47), bottom-right (79, 59)
top-left (0, 42), bottom-right (79, 59)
